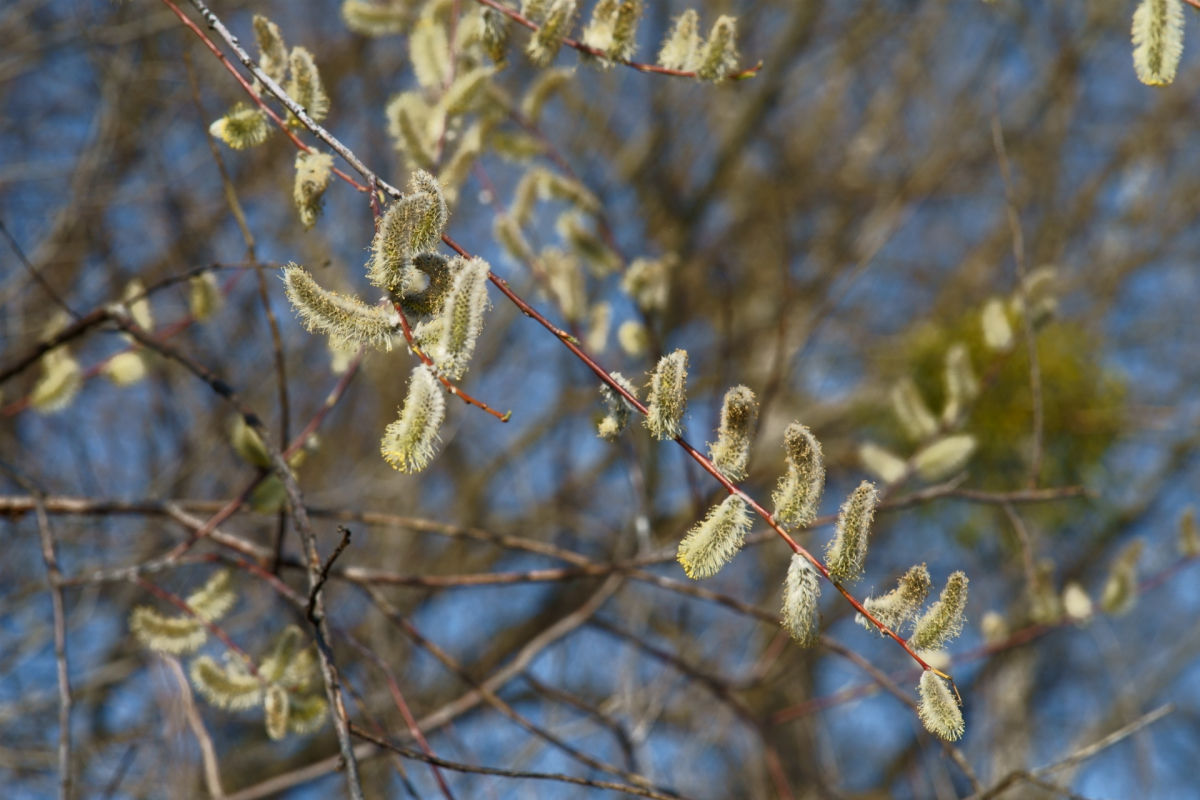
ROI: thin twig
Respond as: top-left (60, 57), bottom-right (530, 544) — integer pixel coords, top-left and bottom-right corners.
top-left (350, 724), bottom-right (683, 800)
top-left (0, 467), bottom-right (74, 800)
top-left (307, 526), bottom-right (352, 621)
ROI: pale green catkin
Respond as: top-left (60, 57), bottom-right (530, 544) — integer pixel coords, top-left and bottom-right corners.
top-left (189, 273), bottom-right (222, 320)
top-left (527, 0), bottom-right (576, 66)
top-left (264, 684), bottom-right (290, 740)
top-left (209, 103), bottom-right (272, 150)
top-left (696, 15), bottom-right (739, 81)
top-left (645, 349), bottom-right (688, 440)
top-left (190, 656), bottom-right (263, 710)
top-left (368, 171), bottom-right (449, 290)
top-left (596, 372), bottom-right (637, 441)
top-left (252, 14), bottom-right (288, 83)
top-left (282, 264), bottom-right (398, 350)
top-left (891, 377), bottom-right (938, 440)
top-left (941, 343), bottom-right (978, 425)
top-left (825, 481), bottom-right (877, 585)
top-left (1132, 0), bottom-right (1184, 86)
top-left (911, 434), bottom-right (977, 482)
top-left (918, 670), bottom-right (965, 741)
top-left (29, 348), bottom-right (82, 413)
top-left (909, 571), bottom-right (969, 651)
top-left (286, 47), bottom-right (329, 125)
top-left (342, 0), bottom-right (410, 36)
top-left (657, 9), bottom-right (701, 71)
top-left (293, 151), bottom-right (334, 229)
top-left (771, 423), bottom-right (825, 529)
top-left (129, 607), bottom-right (206, 655)
top-left (481, 7), bottom-right (509, 65)
top-left (781, 554), bottom-right (822, 645)
top-left (677, 494), bottom-right (751, 579)
top-left (857, 563), bottom-right (931, 635)
top-left (396, 253), bottom-right (454, 318)
top-left (430, 256), bottom-right (490, 379)
top-left (709, 385), bottom-right (758, 482)
top-left (380, 365), bottom-right (445, 473)
top-left (858, 442), bottom-right (908, 485)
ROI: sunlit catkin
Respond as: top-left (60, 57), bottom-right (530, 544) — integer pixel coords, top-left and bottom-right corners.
top-left (481, 7), bottom-right (509, 65)
top-left (696, 15), bottom-right (739, 81)
top-left (677, 494), bottom-right (751, 579)
top-left (709, 385), bottom-right (758, 481)
top-left (645, 349), bottom-right (688, 440)
top-left (129, 607), bottom-right (206, 655)
top-left (1132, 0), bottom-right (1184, 86)
top-left (657, 9), bottom-right (701, 70)
top-left (209, 103), bottom-right (272, 150)
top-left (857, 563), bottom-right (931, 635)
top-left (597, 372), bottom-right (637, 441)
top-left (909, 571), bottom-right (969, 651)
top-left (527, 0), bottom-right (576, 66)
top-left (30, 348), bottom-right (82, 414)
top-left (190, 656), bottom-right (263, 710)
top-left (781, 554), bottom-right (822, 646)
top-left (368, 171), bottom-right (449, 290)
top-left (283, 264), bottom-right (397, 350)
top-left (825, 481), bottom-right (877, 585)
top-left (252, 14), bottom-right (288, 83)
top-left (771, 423), bottom-right (825, 529)
top-left (918, 670), bottom-right (965, 741)
top-left (582, 0), bottom-right (640, 62)
top-left (431, 256), bottom-right (490, 380)
top-left (293, 150), bottom-right (334, 229)
top-left (381, 365), bottom-right (445, 473)
top-left (396, 253), bottom-right (454, 318)
top-left (285, 47), bottom-right (329, 125)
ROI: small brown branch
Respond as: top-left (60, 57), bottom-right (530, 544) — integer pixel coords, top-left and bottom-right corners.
top-left (349, 724), bottom-right (680, 800)
top-left (307, 526), bottom-right (352, 621)
top-left (1, 467), bottom-right (74, 800)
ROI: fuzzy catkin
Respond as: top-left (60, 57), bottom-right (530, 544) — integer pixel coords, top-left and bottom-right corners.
top-left (677, 494), bottom-right (751, 579)
top-left (772, 423), bottom-right (825, 529)
top-left (918, 670), bottom-right (964, 741)
top-left (909, 571), bottom-right (969, 651)
top-left (857, 563), bottom-right (931, 635)
top-left (380, 365), bottom-right (445, 473)
top-left (283, 264), bottom-right (397, 350)
top-left (781, 554), bottom-right (821, 645)
top-left (825, 481), bottom-right (877, 585)
top-left (430, 257), bottom-right (490, 379)
top-left (645, 349), bottom-right (688, 439)
top-left (709, 385), bottom-right (758, 481)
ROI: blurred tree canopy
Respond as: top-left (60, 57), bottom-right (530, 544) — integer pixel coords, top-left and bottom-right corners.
top-left (2, 1), bottom-right (1199, 798)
